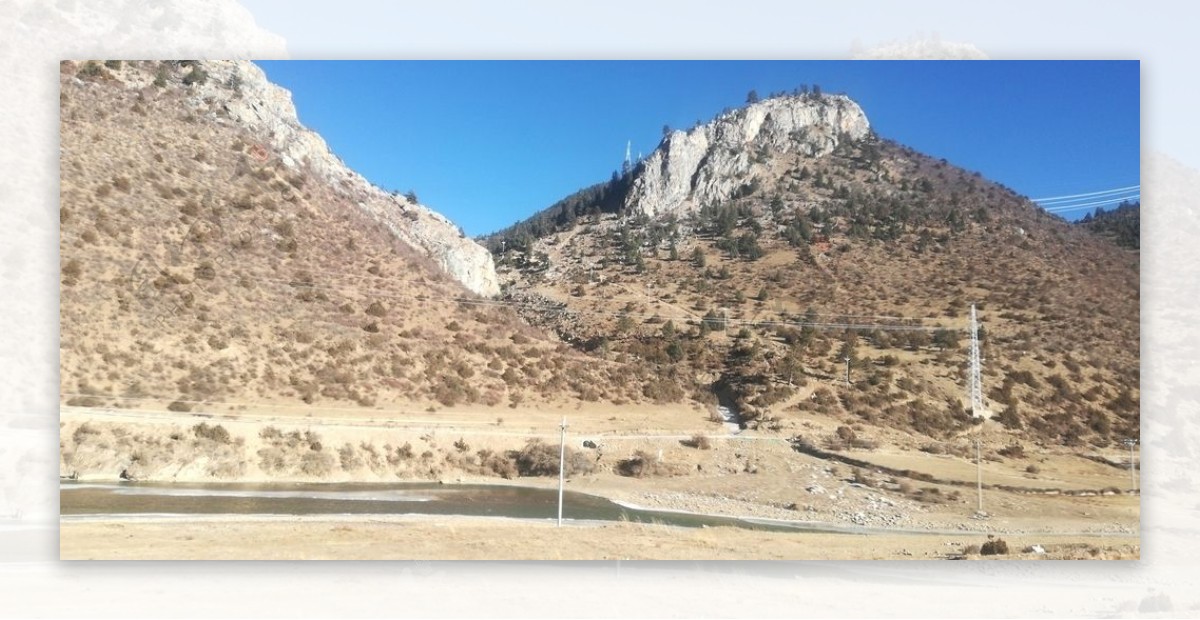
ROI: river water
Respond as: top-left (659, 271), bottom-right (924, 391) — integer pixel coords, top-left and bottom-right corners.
top-left (60, 481), bottom-right (844, 534)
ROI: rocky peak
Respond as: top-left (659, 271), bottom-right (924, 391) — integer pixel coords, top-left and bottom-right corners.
top-left (130, 60), bottom-right (501, 297)
top-left (626, 93), bottom-right (871, 218)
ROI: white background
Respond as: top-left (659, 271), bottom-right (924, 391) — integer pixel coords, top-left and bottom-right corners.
top-left (0, 1), bottom-right (1194, 617)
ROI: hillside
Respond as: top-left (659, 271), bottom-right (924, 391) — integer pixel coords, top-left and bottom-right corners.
top-left (1079, 201), bottom-right (1140, 250)
top-left (488, 91), bottom-right (1140, 449)
top-left (59, 60), bottom-right (675, 417)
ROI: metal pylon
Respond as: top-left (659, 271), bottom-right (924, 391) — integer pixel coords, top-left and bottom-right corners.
top-left (969, 303), bottom-right (985, 418)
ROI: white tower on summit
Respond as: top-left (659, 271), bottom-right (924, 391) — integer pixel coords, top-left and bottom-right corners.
top-left (622, 140), bottom-right (632, 175)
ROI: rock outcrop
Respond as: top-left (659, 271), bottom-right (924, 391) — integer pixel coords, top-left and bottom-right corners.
top-left (626, 94), bottom-right (870, 218)
top-left (137, 60), bottom-right (501, 297)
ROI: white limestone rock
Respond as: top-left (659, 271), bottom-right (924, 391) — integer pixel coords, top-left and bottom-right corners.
top-left (173, 60), bottom-right (500, 297)
top-left (626, 94), bottom-right (871, 218)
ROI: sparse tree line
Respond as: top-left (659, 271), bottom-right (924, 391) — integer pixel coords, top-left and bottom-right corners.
top-left (1079, 200), bottom-right (1139, 250)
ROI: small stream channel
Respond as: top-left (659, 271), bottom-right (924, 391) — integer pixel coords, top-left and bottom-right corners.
top-left (712, 381), bottom-right (744, 433)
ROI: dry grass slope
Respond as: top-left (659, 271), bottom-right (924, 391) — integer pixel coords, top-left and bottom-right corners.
top-left (492, 126), bottom-right (1139, 450)
top-left (59, 60), bottom-right (677, 417)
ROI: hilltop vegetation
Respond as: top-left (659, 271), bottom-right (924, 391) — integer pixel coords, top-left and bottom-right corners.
top-left (1079, 201), bottom-right (1140, 250)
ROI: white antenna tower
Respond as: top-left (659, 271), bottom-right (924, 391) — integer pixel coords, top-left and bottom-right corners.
top-left (969, 303), bottom-right (985, 418)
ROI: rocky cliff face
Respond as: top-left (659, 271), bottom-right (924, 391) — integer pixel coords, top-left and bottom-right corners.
top-left (626, 94), bottom-right (871, 217)
top-left (142, 60), bottom-right (501, 297)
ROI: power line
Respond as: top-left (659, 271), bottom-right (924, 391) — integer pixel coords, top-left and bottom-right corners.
top-left (1031, 185), bottom-right (1140, 203)
top-left (1042, 195), bottom-right (1140, 213)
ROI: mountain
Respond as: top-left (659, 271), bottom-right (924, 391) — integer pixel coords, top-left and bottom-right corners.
top-left (58, 60), bottom-right (671, 415)
top-left (1079, 201), bottom-right (1140, 250)
top-left (488, 91), bottom-right (1140, 447)
top-left (59, 62), bottom-right (1140, 464)
top-left (56, 64), bottom-right (1141, 542)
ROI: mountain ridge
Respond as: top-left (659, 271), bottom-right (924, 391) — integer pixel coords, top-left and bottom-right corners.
top-left (488, 90), bottom-right (1139, 447)
top-left (86, 59), bottom-right (502, 297)
top-left (1079, 200), bottom-right (1140, 250)
top-left (59, 59), bottom-right (678, 417)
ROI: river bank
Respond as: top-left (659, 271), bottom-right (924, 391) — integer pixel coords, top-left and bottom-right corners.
top-left (58, 408), bottom-right (1140, 557)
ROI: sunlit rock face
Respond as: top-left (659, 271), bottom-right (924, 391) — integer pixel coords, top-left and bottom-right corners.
top-left (183, 60), bottom-right (500, 297)
top-left (626, 93), bottom-right (870, 218)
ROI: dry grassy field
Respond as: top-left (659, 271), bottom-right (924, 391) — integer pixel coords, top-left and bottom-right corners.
top-left (60, 514), bottom-right (1139, 560)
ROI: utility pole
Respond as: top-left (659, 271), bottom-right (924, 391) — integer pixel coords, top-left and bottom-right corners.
top-left (844, 356), bottom-right (851, 386)
top-left (558, 417), bottom-right (567, 527)
top-left (975, 437), bottom-right (984, 514)
top-left (1123, 438), bottom-right (1138, 493)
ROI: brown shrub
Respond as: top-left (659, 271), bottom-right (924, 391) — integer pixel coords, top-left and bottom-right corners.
top-left (300, 450), bottom-right (334, 476)
top-left (61, 259), bottom-right (83, 283)
top-left (616, 450), bottom-right (671, 478)
top-left (193, 422), bottom-right (231, 444)
top-left (71, 422), bottom-right (101, 445)
top-left (66, 395), bottom-right (103, 407)
top-left (980, 538), bottom-right (1010, 555)
top-left (365, 301), bottom-right (387, 317)
top-left (512, 439), bottom-right (594, 477)
top-left (998, 444), bottom-right (1026, 459)
top-left (475, 448), bottom-right (518, 479)
top-left (642, 377), bottom-right (685, 403)
top-left (339, 443), bottom-right (363, 471)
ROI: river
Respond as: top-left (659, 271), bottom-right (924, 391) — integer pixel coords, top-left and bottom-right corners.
top-left (60, 481), bottom-right (852, 534)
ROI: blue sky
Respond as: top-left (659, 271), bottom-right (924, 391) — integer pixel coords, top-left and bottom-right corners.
top-left (254, 61), bottom-right (1140, 236)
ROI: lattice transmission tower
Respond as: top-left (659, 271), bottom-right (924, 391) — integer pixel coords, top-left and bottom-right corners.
top-left (969, 303), bottom-right (985, 418)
